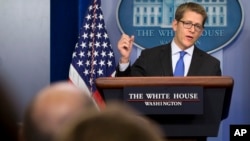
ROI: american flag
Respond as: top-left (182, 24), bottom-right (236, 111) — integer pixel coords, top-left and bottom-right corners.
top-left (69, 0), bottom-right (116, 109)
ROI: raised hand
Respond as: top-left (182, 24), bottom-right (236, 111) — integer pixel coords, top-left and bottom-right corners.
top-left (117, 34), bottom-right (134, 63)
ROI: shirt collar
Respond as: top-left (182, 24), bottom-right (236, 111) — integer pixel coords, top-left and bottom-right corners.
top-left (171, 40), bottom-right (194, 56)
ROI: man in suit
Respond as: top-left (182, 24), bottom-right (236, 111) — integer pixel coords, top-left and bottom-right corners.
top-left (116, 2), bottom-right (221, 77)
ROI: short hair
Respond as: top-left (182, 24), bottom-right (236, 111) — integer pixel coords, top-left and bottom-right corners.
top-left (56, 101), bottom-right (166, 141)
top-left (22, 101), bottom-right (53, 141)
top-left (175, 2), bottom-right (207, 26)
top-left (22, 81), bottom-right (99, 141)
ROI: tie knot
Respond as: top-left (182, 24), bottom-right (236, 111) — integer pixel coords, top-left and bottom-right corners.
top-left (179, 51), bottom-right (186, 58)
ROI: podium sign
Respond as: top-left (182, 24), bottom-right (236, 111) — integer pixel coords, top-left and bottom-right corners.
top-left (124, 86), bottom-right (203, 115)
top-left (95, 76), bottom-right (234, 138)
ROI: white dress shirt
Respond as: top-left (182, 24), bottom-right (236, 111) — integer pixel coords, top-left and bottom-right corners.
top-left (171, 41), bottom-right (194, 76)
top-left (119, 41), bottom-right (194, 76)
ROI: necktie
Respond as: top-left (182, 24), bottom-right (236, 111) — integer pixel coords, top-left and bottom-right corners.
top-left (174, 51), bottom-right (186, 76)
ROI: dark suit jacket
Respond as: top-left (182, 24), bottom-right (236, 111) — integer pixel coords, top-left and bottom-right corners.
top-left (116, 43), bottom-right (221, 76)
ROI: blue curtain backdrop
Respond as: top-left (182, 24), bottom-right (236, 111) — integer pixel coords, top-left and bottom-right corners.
top-left (51, 0), bottom-right (91, 82)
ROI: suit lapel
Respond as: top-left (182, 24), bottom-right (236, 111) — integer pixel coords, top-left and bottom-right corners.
top-left (159, 43), bottom-right (173, 76)
top-left (187, 47), bottom-right (203, 76)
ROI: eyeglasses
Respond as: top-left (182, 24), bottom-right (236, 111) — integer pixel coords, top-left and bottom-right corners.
top-left (179, 20), bottom-right (203, 32)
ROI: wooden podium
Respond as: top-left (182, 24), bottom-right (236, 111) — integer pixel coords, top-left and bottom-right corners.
top-left (95, 76), bottom-right (234, 141)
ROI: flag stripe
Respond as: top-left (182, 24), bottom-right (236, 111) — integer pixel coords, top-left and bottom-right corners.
top-left (69, 64), bottom-right (91, 96)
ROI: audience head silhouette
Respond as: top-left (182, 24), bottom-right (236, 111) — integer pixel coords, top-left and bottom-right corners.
top-left (55, 101), bottom-right (166, 141)
top-left (0, 75), bottom-right (18, 141)
top-left (22, 81), bottom-right (99, 141)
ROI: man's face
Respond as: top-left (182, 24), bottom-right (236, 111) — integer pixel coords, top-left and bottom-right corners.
top-left (172, 10), bottom-right (204, 50)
